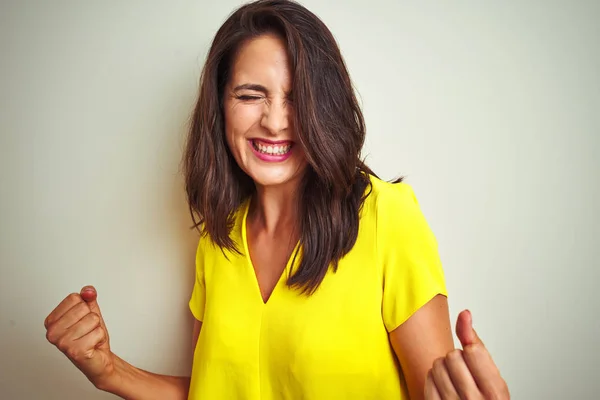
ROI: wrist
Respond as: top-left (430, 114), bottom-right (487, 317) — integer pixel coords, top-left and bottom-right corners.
top-left (93, 353), bottom-right (125, 393)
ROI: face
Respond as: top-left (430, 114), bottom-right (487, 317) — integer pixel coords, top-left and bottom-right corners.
top-left (223, 34), bottom-right (307, 189)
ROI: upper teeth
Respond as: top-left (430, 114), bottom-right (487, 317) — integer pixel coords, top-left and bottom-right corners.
top-left (255, 142), bottom-right (291, 155)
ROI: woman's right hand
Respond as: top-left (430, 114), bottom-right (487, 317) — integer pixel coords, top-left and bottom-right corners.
top-left (44, 286), bottom-right (116, 389)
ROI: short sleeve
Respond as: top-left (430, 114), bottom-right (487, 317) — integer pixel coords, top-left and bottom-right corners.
top-left (188, 237), bottom-right (206, 322)
top-left (377, 182), bottom-right (447, 332)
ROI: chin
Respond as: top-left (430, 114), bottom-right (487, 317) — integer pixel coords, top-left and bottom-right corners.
top-left (234, 144), bottom-right (307, 189)
top-left (245, 163), bottom-right (305, 189)
top-left (249, 171), bottom-right (298, 188)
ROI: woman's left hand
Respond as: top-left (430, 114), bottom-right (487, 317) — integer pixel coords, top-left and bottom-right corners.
top-left (424, 310), bottom-right (510, 400)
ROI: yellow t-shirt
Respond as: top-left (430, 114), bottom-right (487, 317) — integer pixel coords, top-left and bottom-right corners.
top-left (188, 176), bottom-right (447, 399)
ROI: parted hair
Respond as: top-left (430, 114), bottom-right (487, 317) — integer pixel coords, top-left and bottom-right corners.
top-left (183, 0), bottom-right (395, 294)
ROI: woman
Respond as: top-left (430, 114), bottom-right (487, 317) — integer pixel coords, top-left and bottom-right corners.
top-left (44, 1), bottom-right (509, 399)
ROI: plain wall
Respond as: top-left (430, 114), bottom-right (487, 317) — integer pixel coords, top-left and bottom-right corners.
top-left (1, 1), bottom-right (598, 399)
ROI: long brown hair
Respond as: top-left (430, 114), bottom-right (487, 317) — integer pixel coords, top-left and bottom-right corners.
top-left (184, 0), bottom-right (388, 294)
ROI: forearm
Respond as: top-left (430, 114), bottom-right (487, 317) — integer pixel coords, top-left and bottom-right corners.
top-left (98, 355), bottom-right (190, 400)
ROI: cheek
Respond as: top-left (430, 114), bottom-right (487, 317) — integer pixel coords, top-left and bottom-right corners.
top-left (224, 130), bottom-right (236, 155)
top-left (223, 111), bottom-right (241, 156)
top-left (225, 105), bottom-right (260, 143)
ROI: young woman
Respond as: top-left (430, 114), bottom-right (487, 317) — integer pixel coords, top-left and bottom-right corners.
top-left (44, 1), bottom-right (509, 399)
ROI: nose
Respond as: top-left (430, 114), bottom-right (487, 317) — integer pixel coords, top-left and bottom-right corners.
top-left (260, 98), bottom-right (290, 135)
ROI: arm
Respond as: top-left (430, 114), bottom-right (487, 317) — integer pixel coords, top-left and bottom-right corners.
top-left (100, 319), bottom-right (202, 400)
top-left (389, 294), bottom-right (454, 400)
top-left (100, 357), bottom-right (190, 400)
top-left (379, 183), bottom-right (509, 399)
top-left (45, 286), bottom-right (201, 400)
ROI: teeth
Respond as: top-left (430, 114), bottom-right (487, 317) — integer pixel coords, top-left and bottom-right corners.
top-left (253, 140), bottom-right (291, 155)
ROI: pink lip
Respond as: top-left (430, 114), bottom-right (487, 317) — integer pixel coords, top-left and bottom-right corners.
top-left (248, 139), bottom-right (293, 162)
top-left (250, 138), bottom-right (292, 145)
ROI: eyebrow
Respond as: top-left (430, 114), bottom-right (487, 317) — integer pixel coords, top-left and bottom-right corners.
top-left (232, 83), bottom-right (269, 93)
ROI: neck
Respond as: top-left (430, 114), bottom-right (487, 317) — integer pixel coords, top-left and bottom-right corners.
top-left (249, 181), bottom-right (299, 236)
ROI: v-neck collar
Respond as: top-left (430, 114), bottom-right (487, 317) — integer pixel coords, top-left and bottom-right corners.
top-left (240, 199), bottom-right (300, 305)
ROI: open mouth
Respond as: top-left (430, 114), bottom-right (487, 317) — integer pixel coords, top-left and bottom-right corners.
top-left (251, 139), bottom-right (293, 156)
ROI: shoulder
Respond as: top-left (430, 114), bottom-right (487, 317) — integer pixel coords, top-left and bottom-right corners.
top-left (364, 175), bottom-right (437, 251)
top-left (197, 198), bottom-right (249, 256)
top-left (365, 175), bottom-right (421, 221)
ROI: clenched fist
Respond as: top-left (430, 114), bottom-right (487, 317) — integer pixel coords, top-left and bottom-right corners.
top-left (44, 286), bottom-right (116, 389)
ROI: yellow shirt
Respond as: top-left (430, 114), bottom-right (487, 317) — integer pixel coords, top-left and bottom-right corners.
top-left (188, 176), bottom-right (447, 399)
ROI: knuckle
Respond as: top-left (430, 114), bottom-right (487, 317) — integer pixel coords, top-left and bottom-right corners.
top-left (89, 313), bottom-right (101, 325)
top-left (69, 303), bottom-right (91, 321)
top-left (67, 292), bottom-right (82, 304)
top-left (433, 357), bottom-right (445, 370)
top-left (66, 347), bottom-right (80, 360)
top-left (425, 368), bottom-right (434, 383)
top-left (96, 327), bottom-right (107, 343)
top-left (82, 301), bottom-right (93, 312)
top-left (447, 349), bottom-right (463, 361)
top-left (77, 304), bottom-right (93, 319)
top-left (44, 315), bottom-right (55, 329)
top-left (75, 301), bottom-right (91, 314)
top-left (56, 337), bottom-right (69, 352)
top-left (45, 329), bottom-right (56, 344)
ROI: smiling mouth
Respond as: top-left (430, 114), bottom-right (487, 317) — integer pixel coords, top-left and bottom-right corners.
top-left (251, 139), bottom-right (293, 156)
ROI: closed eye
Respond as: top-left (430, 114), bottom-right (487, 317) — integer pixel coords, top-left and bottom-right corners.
top-left (236, 95), bottom-right (262, 101)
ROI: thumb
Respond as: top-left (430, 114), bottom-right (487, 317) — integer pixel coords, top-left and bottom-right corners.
top-left (80, 285), bottom-right (97, 303)
top-left (80, 286), bottom-right (109, 339)
top-left (456, 309), bottom-right (483, 348)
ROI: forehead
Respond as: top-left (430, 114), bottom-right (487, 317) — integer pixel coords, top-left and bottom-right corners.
top-left (229, 34), bottom-right (291, 90)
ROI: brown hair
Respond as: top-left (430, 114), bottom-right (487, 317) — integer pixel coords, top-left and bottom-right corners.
top-left (184, 0), bottom-right (391, 294)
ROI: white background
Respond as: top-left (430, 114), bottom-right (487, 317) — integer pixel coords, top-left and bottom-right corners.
top-left (1, 1), bottom-right (598, 399)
